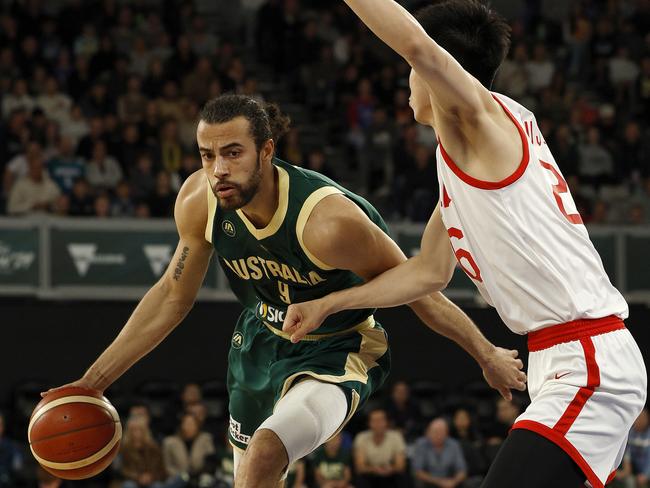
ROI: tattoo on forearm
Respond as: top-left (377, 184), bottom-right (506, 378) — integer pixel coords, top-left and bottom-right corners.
top-left (173, 246), bottom-right (190, 281)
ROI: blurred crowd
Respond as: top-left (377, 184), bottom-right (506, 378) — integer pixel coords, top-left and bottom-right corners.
top-left (1, 380), bottom-right (649, 488)
top-left (1, 0), bottom-right (649, 223)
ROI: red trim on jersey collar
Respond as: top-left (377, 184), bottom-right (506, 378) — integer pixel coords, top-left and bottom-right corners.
top-left (438, 94), bottom-right (530, 190)
top-left (527, 315), bottom-right (625, 352)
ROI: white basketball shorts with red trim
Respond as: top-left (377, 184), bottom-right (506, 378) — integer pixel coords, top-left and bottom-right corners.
top-left (512, 316), bottom-right (647, 488)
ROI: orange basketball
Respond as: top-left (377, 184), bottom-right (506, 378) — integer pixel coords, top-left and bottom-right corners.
top-left (28, 386), bottom-right (122, 480)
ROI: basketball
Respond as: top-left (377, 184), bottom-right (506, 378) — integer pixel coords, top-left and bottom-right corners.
top-left (28, 387), bottom-right (122, 480)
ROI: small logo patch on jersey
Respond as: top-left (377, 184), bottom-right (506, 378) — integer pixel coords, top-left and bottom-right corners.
top-left (554, 372), bottom-right (571, 380)
top-left (231, 331), bottom-right (244, 349)
top-left (222, 220), bottom-right (236, 237)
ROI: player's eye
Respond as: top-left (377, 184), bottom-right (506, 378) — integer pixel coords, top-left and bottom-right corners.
top-left (228, 150), bottom-right (241, 158)
top-left (201, 153), bottom-right (214, 161)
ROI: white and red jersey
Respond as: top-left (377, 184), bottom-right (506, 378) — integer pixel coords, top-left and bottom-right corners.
top-left (435, 92), bottom-right (628, 335)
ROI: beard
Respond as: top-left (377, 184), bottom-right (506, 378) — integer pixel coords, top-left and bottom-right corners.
top-left (212, 155), bottom-right (263, 210)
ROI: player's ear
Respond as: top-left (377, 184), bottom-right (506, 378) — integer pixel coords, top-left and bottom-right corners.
top-left (260, 139), bottom-right (275, 163)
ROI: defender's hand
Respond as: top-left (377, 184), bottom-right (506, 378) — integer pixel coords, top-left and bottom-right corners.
top-left (282, 299), bottom-right (331, 343)
top-left (40, 379), bottom-right (103, 398)
top-left (482, 347), bottom-right (527, 401)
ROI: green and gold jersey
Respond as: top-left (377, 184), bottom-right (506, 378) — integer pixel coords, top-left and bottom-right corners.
top-left (205, 158), bottom-right (388, 335)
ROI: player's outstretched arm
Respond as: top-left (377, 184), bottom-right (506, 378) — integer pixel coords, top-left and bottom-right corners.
top-left (42, 172), bottom-right (214, 396)
top-left (342, 0), bottom-right (495, 118)
top-left (282, 197), bottom-right (525, 399)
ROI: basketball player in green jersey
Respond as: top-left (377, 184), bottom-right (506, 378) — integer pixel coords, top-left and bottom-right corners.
top-left (44, 95), bottom-right (524, 488)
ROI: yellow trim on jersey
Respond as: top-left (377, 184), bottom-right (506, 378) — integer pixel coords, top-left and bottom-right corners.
top-left (205, 178), bottom-right (218, 243)
top-left (263, 315), bottom-right (375, 341)
top-left (275, 321), bottom-right (388, 399)
top-left (236, 165), bottom-right (290, 240)
top-left (295, 186), bottom-right (344, 271)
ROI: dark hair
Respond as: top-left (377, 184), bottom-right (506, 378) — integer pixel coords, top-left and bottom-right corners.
top-left (415, 0), bottom-right (511, 87)
top-left (199, 94), bottom-right (291, 152)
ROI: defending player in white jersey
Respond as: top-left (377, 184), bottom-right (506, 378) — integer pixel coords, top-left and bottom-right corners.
top-left (283, 1), bottom-right (647, 487)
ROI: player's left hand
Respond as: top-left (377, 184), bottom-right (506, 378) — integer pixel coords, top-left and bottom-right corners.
top-left (482, 347), bottom-right (527, 401)
top-left (282, 298), bottom-right (331, 343)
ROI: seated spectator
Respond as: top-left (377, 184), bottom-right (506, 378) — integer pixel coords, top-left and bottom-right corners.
top-left (313, 433), bottom-right (353, 488)
top-left (353, 408), bottom-right (407, 488)
top-left (450, 408), bottom-right (486, 481)
top-left (68, 178), bottom-right (95, 216)
top-left (130, 153), bottom-right (157, 201)
top-left (628, 407), bottom-right (650, 488)
top-left (0, 412), bottom-right (23, 488)
top-left (578, 127), bottom-right (615, 187)
top-left (121, 416), bottom-right (181, 488)
top-left (4, 141), bottom-right (44, 195)
top-left (86, 140), bottom-right (123, 191)
top-left (412, 418), bottom-right (467, 488)
top-left (148, 171), bottom-right (176, 217)
top-left (47, 136), bottom-right (85, 194)
top-left (94, 193), bottom-right (111, 218)
top-left (483, 398), bottom-right (521, 465)
top-left (162, 413), bottom-right (215, 483)
top-left (112, 180), bottom-right (135, 217)
top-left (7, 149), bottom-right (60, 215)
top-left (384, 380), bottom-right (421, 442)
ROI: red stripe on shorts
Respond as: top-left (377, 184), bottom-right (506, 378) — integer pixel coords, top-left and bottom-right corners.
top-left (553, 337), bottom-right (601, 436)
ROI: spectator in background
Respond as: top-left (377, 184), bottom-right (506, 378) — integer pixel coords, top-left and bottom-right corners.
top-left (68, 178), bottom-right (95, 216)
top-left (47, 136), bottom-right (84, 194)
top-left (401, 144), bottom-right (438, 221)
top-left (579, 127), bottom-right (615, 187)
top-left (60, 105), bottom-right (89, 148)
top-left (0, 413), bottom-right (23, 488)
top-left (526, 44), bottom-right (555, 93)
top-left (483, 398), bottom-right (521, 465)
top-left (313, 433), bottom-right (354, 488)
top-left (7, 148), bottom-right (60, 215)
top-left (112, 180), bottom-right (135, 217)
top-left (76, 116), bottom-right (105, 161)
top-left (214, 432), bottom-right (234, 488)
top-left (94, 193), bottom-right (111, 218)
top-left (162, 413), bottom-right (215, 484)
top-left (451, 408), bottom-right (486, 485)
top-left (36, 76), bottom-right (71, 127)
top-left (384, 381), bottom-right (421, 443)
top-left (121, 416), bottom-right (178, 488)
top-left (86, 140), bottom-right (123, 191)
top-left (305, 149), bottom-right (336, 181)
top-left (118, 76), bottom-right (148, 124)
top-left (353, 409), bottom-right (407, 488)
top-left (159, 120), bottom-right (183, 174)
top-left (628, 408), bottom-right (650, 488)
top-left (2, 78), bottom-right (34, 118)
top-left (412, 418), bottom-right (467, 488)
top-left (4, 141), bottom-right (44, 194)
top-left (148, 171), bottom-right (176, 218)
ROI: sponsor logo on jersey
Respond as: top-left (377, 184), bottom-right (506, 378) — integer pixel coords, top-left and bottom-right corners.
top-left (257, 301), bottom-right (285, 325)
top-left (143, 244), bottom-right (173, 277)
top-left (229, 416), bottom-right (250, 445)
top-left (222, 220), bottom-right (236, 237)
top-left (231, 331), bottom-right (244, 349)
top-left (222, 256), bottom-right (326, 286)
top-left (67, 244), bottom-right (126, 276)
top-left (0, 240), bottom-right (35, 275)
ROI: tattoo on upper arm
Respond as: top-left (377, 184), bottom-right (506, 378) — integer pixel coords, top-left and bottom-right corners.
top-left (173, 246), bottom-right (190, 281)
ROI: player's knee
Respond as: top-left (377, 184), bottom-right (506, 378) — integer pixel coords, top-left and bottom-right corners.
top-left (241, 429), bottom-right (288, 478)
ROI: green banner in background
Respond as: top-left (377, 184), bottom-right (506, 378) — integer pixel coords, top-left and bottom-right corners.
top-left (50, 229), bottom-right (218, 289)
top-left (0, 228), bottom-right (39, 287)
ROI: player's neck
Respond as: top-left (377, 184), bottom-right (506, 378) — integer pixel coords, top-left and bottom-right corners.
top-left (239, 163), bottom-right (279, 229)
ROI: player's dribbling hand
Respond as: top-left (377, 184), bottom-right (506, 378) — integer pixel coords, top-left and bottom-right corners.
top-left (283, 298), bottom-right (330, 343)
top-left (482, 347), bottom-right (527, 401)
top-left (40, 379), bottom-right (102, 398)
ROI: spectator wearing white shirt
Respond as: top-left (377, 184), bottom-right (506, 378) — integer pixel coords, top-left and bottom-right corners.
top-left (525, 44), bottom-right (555, 93)
top-left (7, 148), bottom-right (60, 215)
top-left (2, 79), bottom-right (35, 119)
top-left (86, 140), bottom-right (123, 191)
top-left (35, 77), bottom-right (72, 126)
